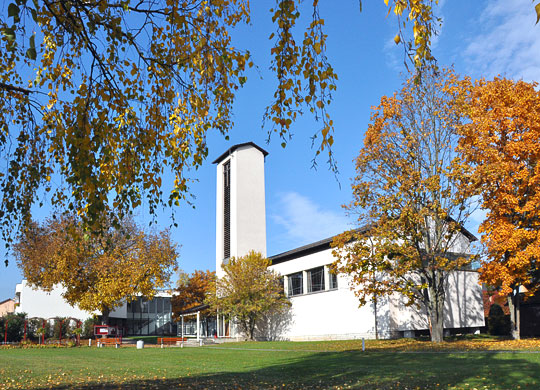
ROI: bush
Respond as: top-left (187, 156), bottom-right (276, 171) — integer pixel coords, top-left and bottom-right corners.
top-left (52, 317), bottom-right (72, 340)
top-left (0, 313), bottom-right (26, 342)
top-left (488, 304), bottom-right (511, 336)
top-left (82, 317), bottom-right (100, 339)
top-left (26, 318), bottom-right (44, 341)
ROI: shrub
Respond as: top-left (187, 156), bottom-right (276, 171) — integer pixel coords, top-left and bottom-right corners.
top-left (0, 313), bottom-right (26, 342)
top-left (82, 317), bottom-right (100, 339)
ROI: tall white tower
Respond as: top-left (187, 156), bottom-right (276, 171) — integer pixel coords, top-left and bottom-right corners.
top-left (213, 142), bottom-right (268, 277)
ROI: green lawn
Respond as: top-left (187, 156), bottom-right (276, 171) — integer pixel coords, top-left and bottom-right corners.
top-left (1, 341), bottom-right (540, 389)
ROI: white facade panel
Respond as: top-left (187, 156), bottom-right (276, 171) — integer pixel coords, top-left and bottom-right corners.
top-left (15, 280), bottom-right (94, 320)
top-left (235, 146), bottom-right (266, 258)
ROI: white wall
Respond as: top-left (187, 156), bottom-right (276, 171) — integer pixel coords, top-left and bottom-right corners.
top-left (235, 146), bottom-right (267, 258)
top-left (270, 248), bottom-right (385, 340)
top-left (389, 270), bottom-right (485, 331)
top-left (270, 247), bottom-right (485, 340)
top-left (15, 280), bottom-right (94, 320)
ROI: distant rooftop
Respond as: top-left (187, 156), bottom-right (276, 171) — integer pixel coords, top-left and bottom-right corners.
top-left (212, 142), bottom-right (269, 164)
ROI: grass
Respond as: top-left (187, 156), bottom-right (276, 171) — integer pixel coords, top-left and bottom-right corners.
top-left (1, 338), bottom-right (540, 389)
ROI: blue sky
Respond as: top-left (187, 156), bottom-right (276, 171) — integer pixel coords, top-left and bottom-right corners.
top-left (1, 0), bottom-right (539, 300)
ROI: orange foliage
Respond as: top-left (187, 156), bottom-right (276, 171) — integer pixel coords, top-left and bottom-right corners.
top-left (171, 270), bottom-right (216, 321)
top-left (332, 68), bottom-right (475, 343)
top-left (456, 78), bottom-right (540, 297)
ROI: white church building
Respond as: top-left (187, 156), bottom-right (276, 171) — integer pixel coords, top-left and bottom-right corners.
top-left (14, 142), bottom-right (485, 340)
top-left (213, 142), bottom-right (485, 340)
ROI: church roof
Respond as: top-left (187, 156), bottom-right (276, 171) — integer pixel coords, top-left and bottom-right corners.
top-left (269, 223), bottom-right (477, 265)
top-left (212, 142), bottom-right (268, 164)
top-left (269, 226), bottom-right (372, 265)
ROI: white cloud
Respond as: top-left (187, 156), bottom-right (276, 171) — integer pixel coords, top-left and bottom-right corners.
top-left (463, 0), bottom-right (540, 82)
top-left (269, 192), bottom-right (349, 247)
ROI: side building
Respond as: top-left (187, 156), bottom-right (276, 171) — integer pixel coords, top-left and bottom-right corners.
top-left (15, 281), bottom-right (176, 336)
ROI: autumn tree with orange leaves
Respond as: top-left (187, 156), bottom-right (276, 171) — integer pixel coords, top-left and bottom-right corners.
top-left (332, 68), bottom-right (477, 343)
top-left (172, 270), bottom-right (216, 321)
top-left (14, 215), bottom-right (177, 324)
top-left (456, 77), bottom-right (540, 339)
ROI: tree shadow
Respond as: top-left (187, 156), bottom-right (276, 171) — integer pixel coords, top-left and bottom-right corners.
top-left (29, 349), bottom-right (540, 390)
top-left (254, 305), bottom-right (293, 341)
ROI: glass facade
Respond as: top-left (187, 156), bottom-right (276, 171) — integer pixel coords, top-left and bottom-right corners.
top-left (126, 297), bottom-right (176, 336)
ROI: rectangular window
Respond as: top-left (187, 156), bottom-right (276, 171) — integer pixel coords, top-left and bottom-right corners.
top-left (329, 271), bottom-right (338, 290)
top-left (157, 297), bottom-right (164, 313)
top-left (307, 266), bottom-right (325, 293)
top-left (149, 298), bottom-right (156, 314)
top-left (223, 160), bottom-right (231, 259)
top-left (287, 272), bottom-right (303, 296)
top-left (141, 298), bottom-right (149, 314)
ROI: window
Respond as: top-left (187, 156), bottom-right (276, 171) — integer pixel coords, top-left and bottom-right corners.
top-left (149, 298), bottom-right (156, 314)
top-left (287, 272), bottom-right (303, 296)
top-left (141, 298), bottom-right (149, 313)
top-left (329, 271), bottom-right (338, 290)
top-left (223, 160), bottom-right (231, 259)
top-left (307, 267), bottom-right (325, 293)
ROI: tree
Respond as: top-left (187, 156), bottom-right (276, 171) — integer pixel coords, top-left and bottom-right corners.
top-left (14, 215), bottom-right (177, 323)
top-left (171, 269), bottom-right (216, 321)
top-left (206, 251), bottom-right (289, 340)
top-left (455, 77), bottom-right (540, 339)
top-left (0, 0), bottom-right (439, 255)
top-left (0, 312), bottom-right (26, 342)
top-left (332, 68), bottom-right (475, 343)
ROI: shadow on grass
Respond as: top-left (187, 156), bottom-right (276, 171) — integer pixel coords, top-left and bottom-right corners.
top-left (32, 350), bottom-right (540, 390)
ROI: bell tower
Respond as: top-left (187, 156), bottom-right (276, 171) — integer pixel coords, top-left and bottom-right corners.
top-left (213, 142), bottom-right (268, 277)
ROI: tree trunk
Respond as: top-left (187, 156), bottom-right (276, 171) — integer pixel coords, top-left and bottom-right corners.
top-left (508, 290), bottom-right (521, 340)
top-left (373, 297), bottom-right (379, 340)
top-left (428, 283), bottom-right (445, 343)
top-left (249, 318), bottom-right (256, 341)
top-left (101, 307), bottom-right (110, 326)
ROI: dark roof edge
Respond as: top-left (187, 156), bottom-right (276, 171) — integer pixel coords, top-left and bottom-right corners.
top-left (268, 222), bottom-right (478, 265)
top-left (175, 304), bottom-right (210, 316)
top-left (212, 142), bottom-right (269, 164)
top-left (445, 216), bottom-right (478, 242)
top-left (269, 226), bottom-right (370, 265)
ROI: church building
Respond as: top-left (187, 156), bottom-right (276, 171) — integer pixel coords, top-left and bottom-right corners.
top-left (213, 142), bottom-right (485, 340)
top-left (14, 142), bottom-right (485, 340)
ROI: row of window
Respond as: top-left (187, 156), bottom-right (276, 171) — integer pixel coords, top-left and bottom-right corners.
top-left (285, 266), bottom-right (338, 297)
top-left (127, 296), bottom-right (171, 314)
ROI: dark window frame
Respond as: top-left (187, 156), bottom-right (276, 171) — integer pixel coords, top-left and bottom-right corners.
top-left (287, 272), bottom-right (303, 296)
top-left (307, 266), bottom-right (325, 293)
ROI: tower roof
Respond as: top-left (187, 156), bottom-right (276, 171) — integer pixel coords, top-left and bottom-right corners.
top-left (212, 142), bottom-right (269, 164)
